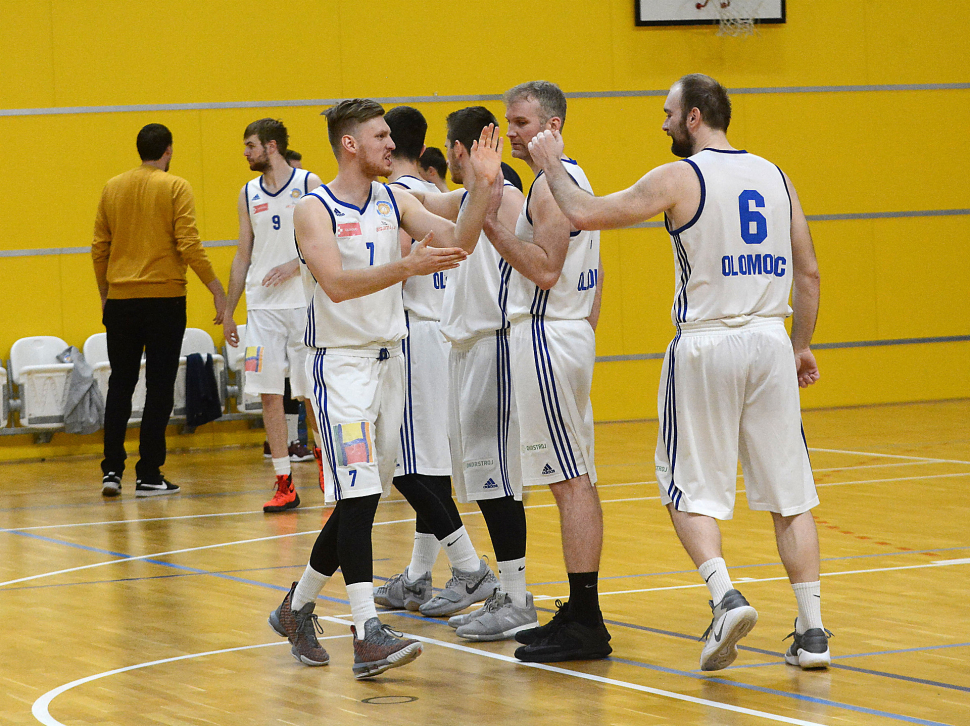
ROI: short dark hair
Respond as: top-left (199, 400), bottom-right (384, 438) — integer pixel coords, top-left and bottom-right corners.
top-left (244, 118), bottom-right (289, 155)
top-left (419, 146), bottom-right (447, 179)
top-left (503, 80), bottom-right (567, 128)
top-left (136, 123), bottom-right (173, 161)
top-left (323, 99), bottom-right (385, 157)
top-left (501, 162), bottom-right (523, 193)
top-left (676, 74), bottom-right (731, 132)
top-left (384, 106), bottom-right (427, 162)
top-left (283, 149), bottom-right (302, 162)
top-left (446, 106), bottom-right (499, 154)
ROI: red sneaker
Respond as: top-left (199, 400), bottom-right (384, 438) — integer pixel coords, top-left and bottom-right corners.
top-left (313, 447), bottom-right (325, 494)
top-left (263, 474), bottom-right (300, 513)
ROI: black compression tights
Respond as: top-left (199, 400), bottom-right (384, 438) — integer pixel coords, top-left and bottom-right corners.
top-left (393, 473), bottom-right (463, 539)
top-left (308, 493), bottom-right (381, 585)
top-left (477, 495), bottom-right (527, 562)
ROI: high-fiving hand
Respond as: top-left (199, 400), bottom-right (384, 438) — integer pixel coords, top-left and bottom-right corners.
top-left (527, 129), bottom-right (565, 172)
top-left (469, 123), bottom-right (504, 189)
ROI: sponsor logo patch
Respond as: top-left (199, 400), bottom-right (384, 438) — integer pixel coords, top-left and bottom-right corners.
top-left (522, 442), bottom-right (548, 453)
top-left (656, 465), bottom-right (668, 473)
top-left (253, 203), bottom-right (269, 214)
top-left (482, 478), bottom-right (498, 490)
top-left (252, 193), bottom-right (261, 200)
top-left (376, 200), bottom-right (392, 216)
top-left (375, 223), bottom-right (395, 233)
top-left (244, 346), bottom-right (263, 373)
top-left (541, 463), bottom-right (556, 476)
top-left (291, 188), bottom-right (302, 198)
top-left (464, 458), bottom-right (495, 470)
top-left (333, 207), bottom-right (344, 216)
top-left (337, 221), bottom-right (362, 237)
top-left (333, 421), bottom-right (374, 466)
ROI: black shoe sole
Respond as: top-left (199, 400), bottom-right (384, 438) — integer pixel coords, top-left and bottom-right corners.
top-left (264, 494), bottom-right (301, 513)
top-left (514, 643), bottom-right (613, 663)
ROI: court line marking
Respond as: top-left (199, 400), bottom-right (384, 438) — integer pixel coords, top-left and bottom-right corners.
top-left (537, 558), bottom-right (970, 600)
top-left (810, 447), bottom-right (970, 467)
top-left (30, 637), bottom-right (350, 726)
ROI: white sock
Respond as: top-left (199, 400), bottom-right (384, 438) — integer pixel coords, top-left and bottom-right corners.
top-left (286, 413), bottom-right (299, 444)
top-left (407, 532), bottom-right (440, 578)
top-left (792, 581), bottom-right (823, 632)
top-left (698, 557), bottom-right (733, 605)
top-left (292, 564), bottom-right (330, 611)
top-left (347, 581), bottom-right (379, 635)
top-left (272, 457), bottom-right (291, 477)
top-left (498, 557), bottom-right (527, 608)
top-left (440, 526), bottom-right (480, 572)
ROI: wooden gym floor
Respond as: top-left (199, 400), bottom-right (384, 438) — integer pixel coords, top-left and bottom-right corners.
top-left (0, 399), bottom-right (967, 726)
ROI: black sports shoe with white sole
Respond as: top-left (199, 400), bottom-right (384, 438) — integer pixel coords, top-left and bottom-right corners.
top-left (135, 477), bottom-right (180, 497)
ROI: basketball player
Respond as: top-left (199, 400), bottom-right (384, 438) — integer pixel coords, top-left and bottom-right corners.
top-left (479, 82), bottom-right (610, 662)
top-left (373, 106), bottom-right (500, 619)
top-left (223, 119), bottom-right (323, 513)
top-left (398, 106), bottom-right (539, 641)
top-left (528, 73), bottom-right (828, 671)
top-left (284, 148), bottom-right (303, 169)
top-left (268, 98), bottom-right (502, 678)
top-left (418, 146), bottom-right (450, 192)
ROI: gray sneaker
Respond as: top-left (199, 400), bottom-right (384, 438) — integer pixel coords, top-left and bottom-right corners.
top-left (419, 558), bottom-right (498, 617)
top-left (455, 590), bottom-right (539, 641)
top-left (374, 569), bottom-right (432, 610)
top-left (699, 588), bottom-right (758, 671)
top-left (352, 617), bottom-right (423, 679)
top-left (268, 582), bottom-right (330, 666)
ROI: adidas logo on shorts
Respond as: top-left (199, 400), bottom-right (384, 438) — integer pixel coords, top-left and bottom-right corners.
top-left (483, 478), bottom-right (498, 490)
top-left (542, 463), bottom-right (556, 476)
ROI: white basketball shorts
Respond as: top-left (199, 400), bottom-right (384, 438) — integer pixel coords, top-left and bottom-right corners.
top-left (395, 315), bottom-right (452, 477)
top-left (243, 307), bottom-right (309, 398)
top-left (449, 330), bottom-right (522, 503)
top-left (655, 317), bottom-right (818, 519)
top-left (509, 317), bottom-right (596, 488)
top-left (306, 345), bottom-right (405, 504)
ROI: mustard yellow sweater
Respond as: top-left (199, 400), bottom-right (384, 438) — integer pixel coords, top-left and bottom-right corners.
top-left (92, 164), bottom-right (216, 299)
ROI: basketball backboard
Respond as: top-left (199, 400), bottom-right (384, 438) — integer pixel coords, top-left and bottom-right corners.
top-left (635, 0), bottom-right (785, 27)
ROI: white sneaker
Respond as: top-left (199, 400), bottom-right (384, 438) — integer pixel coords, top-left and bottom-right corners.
top-left (784, 619), bottom-right (832, 669)
top-left (455, 590), bottom-right (539, 641)
top-left (699, 589), bottom-right (758, 671)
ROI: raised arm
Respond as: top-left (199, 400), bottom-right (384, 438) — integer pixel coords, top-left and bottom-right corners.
top-left (484, 175), bottom-right (570, 290)
top-left (397, 124), bottom-right (502, 252)
top-left (223, 186), bottom-right (254, 347)
top-left (391, 183), bottom-right (464, 222)
top-left (786, 174), bottom-right (821, 388)
top-left (527, 129), bottom-right (687, 230)
top-left (295, 195), bottom-right (466, 303)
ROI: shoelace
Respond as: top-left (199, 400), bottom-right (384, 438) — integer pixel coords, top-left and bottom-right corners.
top-left (783, 627), bottom-right (834, 642)
top-left (481, 590), bottom-right (509, 613)
top-left (296, 611), bottom-right (324, 642)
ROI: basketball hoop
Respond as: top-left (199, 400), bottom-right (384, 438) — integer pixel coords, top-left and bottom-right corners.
top-left (696, 0), bottom-right (759, 37)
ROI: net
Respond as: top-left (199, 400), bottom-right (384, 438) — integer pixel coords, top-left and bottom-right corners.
top-left (696, 0), bottom-right (760, 37)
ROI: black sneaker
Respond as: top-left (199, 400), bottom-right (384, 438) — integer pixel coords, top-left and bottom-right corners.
top-left (515, 598), bottom-right (572, 644)
top-left (101, 472), bottom-right (121, 497)
top-left (514, 615), bottom-right (612, 662)
top-left (784, 620), bottom-right (832, 670)
top-left (135, 477), bottom-right (180, 497)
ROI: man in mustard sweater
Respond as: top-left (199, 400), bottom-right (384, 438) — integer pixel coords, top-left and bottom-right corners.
top-left (92, 123), bottom-right (227, 497)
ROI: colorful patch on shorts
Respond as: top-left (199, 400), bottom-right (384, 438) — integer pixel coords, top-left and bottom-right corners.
top-left (245, 346), bottom-right (263, 373)
top-left (333, 421), bottom-right (374, 466)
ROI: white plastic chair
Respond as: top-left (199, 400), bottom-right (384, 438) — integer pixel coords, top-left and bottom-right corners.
top-left (224, 323), bottom-right (262, 414)
top-left (83, 333), bottom-right (147, 423)
top-left (9, 336), bottom-right (73, 429)
top-left (173, 328), bottom-right (226, 417)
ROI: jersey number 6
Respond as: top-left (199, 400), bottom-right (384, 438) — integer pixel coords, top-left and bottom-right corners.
top-left (738, 190), bottom-right (767, 245)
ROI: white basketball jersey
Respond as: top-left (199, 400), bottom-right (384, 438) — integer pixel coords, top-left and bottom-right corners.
top-left (509, 159), bottom-right (600, 321)
top-left (666, 149), bottom-right (793, 327)
top-left (390, 175), bottom-right (447, 320)
top-left (244, 168), bottom-right (312, 309)
top-left (300, 182), bottom-right (407, 349)
top-left (439, 182), bottom-right (517, 343)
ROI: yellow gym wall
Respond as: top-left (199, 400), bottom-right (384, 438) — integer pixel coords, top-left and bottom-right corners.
top-left (1, 0), bottom-right (967, 454)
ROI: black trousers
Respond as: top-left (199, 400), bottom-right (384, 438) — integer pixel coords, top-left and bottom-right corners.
top-left (101, 297), bottom-right (186, 482)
